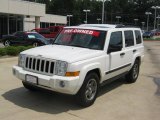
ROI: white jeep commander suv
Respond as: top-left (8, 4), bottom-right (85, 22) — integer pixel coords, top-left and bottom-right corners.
top-left (13, 24), bottom-right (144, 107)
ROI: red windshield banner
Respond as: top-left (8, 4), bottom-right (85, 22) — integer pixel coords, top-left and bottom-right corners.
top-left (63, 29), bottom-right (100, 37)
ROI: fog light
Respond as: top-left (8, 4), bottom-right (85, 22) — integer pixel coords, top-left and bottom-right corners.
top-left (59, 81), bottom-right (65, 88)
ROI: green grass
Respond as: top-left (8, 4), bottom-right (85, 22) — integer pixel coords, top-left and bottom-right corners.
top-left (0, 46), bottom-right (33, 57)
top-left (144, 38), bottom-right (160, 41)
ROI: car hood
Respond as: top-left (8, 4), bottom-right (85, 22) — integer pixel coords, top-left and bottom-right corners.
top-left (21, 45), bottom-right (104, 63)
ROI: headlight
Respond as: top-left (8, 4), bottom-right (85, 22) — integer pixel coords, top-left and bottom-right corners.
top-left (55, 60), bottom-right (68, 76)
top-left (18, 54), bottom-right (26, 67)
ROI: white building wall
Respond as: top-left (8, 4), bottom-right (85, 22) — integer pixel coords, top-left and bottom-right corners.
top-left (0, 0), bottom-right (45, 16)
top-left (24, 14), bottom-right (67, 31)
top-left (40, 14), bottom-right (67, 24)
top-left (24, 18), bottom-right (35, 31)
top-left (0, 0), bottom-right (67, 32)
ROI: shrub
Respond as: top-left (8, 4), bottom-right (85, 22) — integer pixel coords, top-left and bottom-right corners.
top-left (0, 46), bottom-right (33, 57)
top-left (17, 46), bottom-right (26, 53)
top-left (5, 46), bottom-right (19, 56)
top-left (0, 48), bottom-right (6, 56)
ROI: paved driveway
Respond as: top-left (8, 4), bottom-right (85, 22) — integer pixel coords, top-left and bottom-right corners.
top-left (0, 41), bottom-right (160, 120)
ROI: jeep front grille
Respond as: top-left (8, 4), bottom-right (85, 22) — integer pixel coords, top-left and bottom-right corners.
top-left (25, 56), bottom-right (55, 75)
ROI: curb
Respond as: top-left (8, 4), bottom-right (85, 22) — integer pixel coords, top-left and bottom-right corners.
top-left (0, 57), bottom-right (18, 63)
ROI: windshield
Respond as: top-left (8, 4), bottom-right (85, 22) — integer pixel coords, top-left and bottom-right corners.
top-left (54, 28), bottom-right (106, 50)
top-left (27, 33), bottom-right (45, 39)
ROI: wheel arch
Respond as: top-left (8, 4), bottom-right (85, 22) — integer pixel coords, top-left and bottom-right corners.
top-left (134, 56), bottom-right (141, 65)
top-left (75, 63), bottom-right (102, 94)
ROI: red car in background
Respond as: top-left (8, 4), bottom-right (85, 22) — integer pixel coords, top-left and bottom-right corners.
top-left (32, 26), bottom-right (64, 39)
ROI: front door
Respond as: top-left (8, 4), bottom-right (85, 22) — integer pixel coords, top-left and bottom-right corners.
top-left (105, 31), bottom-right (130, 80)
top-left (13, 32), bottom-right (26, 45)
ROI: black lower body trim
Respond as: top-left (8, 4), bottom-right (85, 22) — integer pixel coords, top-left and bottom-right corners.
top-left (101, 71), bottom-right (128, 86)
top-left (105, 63), bottom-right (131, 74)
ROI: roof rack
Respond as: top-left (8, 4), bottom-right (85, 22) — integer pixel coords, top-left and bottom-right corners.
top-left (80, 24), bottom-right (140, 28)
top-left (116, 25), bottom-right (140, 28)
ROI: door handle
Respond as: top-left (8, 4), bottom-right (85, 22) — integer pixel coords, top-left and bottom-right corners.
top-left (133, 50), bottom-right (137, 53)
top-left (120, 53), bottom-right (125, 56)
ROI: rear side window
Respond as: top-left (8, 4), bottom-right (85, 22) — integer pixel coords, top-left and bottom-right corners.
top-left (135, 30), bottom-right (142, 44)
top-left (124, 31), bottom-right (134, 47)
top-left (109, 31), bottom-right (122, 46)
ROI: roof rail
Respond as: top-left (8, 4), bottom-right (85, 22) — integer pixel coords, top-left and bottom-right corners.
top-left (79, 24), bottom-right (140, 29)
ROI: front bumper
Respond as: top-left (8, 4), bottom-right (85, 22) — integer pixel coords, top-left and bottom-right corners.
top-left (13, 65), bottom-right (80, 95)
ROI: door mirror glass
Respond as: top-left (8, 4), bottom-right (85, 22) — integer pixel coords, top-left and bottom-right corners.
top-left (108, 31), bottom-right (123, 54)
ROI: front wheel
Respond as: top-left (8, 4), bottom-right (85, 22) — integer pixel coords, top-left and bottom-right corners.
top-left (76, 72), bottom-right (99, 107)
top-left (32, 42), bottom-right (39, 47)
top-left (126, 60), bottom-right (140, 83)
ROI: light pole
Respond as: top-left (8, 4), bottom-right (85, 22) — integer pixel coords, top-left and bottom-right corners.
top-left (97, 18), bottom-right (101, 24)
top-left (116, 16), bottom-right (121, 24)
top-left (152, 6), bottom-right (160, 30)
top-left (83, 9), bottom-right (90, 24)
top-left (156, 15), bottom-right (160, 29)
top-left (145, 12), bottom-right (152, 31)
top-left (102, 0), bottom-right (105, 24)
top-left (134, 19), bottom-right (139, 25)
top-left (67, 15), bottom-right (73, 26)
top-left (141, 22), bottom-right (145, 30)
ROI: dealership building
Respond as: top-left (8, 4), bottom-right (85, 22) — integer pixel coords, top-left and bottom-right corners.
top-left (0, 0), bottom-right (67, 37)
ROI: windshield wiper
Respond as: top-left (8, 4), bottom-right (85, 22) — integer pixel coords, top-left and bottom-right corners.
top-left (69, 45), bottom-right (88, 48)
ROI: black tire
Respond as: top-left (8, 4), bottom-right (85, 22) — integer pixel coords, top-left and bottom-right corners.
top-left (22, 81), bottom-right (37, 91)
top-left (76, 72), bottom-right (99, 107)
top-left (126, 60), bottom-right (140, 83)
top-left (32, 42), bottom-right (39, 47)
top-left (4, 40), bottom-right (10, 47)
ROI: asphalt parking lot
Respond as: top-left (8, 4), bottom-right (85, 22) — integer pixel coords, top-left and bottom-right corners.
top-left (0, 41), bottom-right (160, 120)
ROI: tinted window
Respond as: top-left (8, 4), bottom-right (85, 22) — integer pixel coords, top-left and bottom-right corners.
top-left (135, 30), bottom-right (142, 44)
top-left (50, 27), bottom-right (55, 32)
top-left (109, 31), bottom-right (122, 46)
top-left (54, 27), bottom-right (59, 32)
top-left (39, 29), bottom-right (50, 34)
top-left (108, 31), bottom-right (122, 53)
top-left (27, 33), bottom-right (45, 39)
top-left (14, 32), bottom-right (25, 38)
top-left (124, 31), bottom-right (134, 47)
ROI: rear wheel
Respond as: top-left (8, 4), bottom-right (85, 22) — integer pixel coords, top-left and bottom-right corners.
top-left (76, 72), bottom-right (99, 107)
top-left (126, 60), bottom-right (140, 83)
top-left (22, 81), bottom-right (37, 91)
top-left (4, 40), bottom-right (10, 47)
top-left (32, 42), bottom-right (39, 47)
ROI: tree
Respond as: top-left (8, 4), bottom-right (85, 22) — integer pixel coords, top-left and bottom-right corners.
top-left (35, 0), bottom-right (160, 28)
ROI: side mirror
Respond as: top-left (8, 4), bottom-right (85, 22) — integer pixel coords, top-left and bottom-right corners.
top-left (107, 44), bottom-right (122, 54)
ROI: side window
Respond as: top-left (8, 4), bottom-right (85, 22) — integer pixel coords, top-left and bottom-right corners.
top-left (15, 32), bottom-right (25, 38)
top-left (50, 27), bottom-right (55, 32)
top-left (54, 27), bottom-right (59, 32)
top-left (108, 31), bottom-right (123, 53)
top-left (124, 31), bottom-right (134, 47)
top-left (135, 30), bottom-right (142, 44)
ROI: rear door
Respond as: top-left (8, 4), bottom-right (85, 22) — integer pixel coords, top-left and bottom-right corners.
top-left (122, 30), bottom-right (135, 68)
